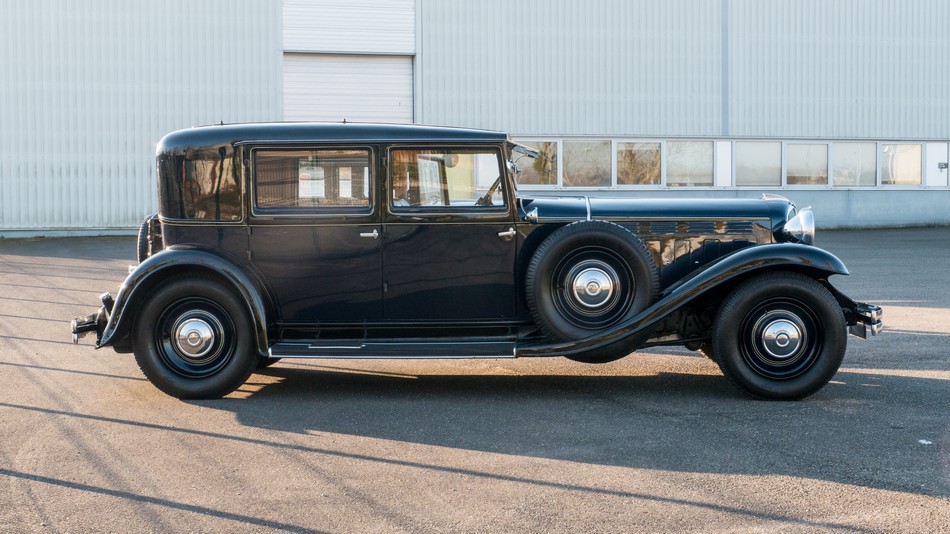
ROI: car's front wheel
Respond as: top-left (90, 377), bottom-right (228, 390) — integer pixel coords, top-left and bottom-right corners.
top-left (132, 275), bottom-right (257, 399)
top-left (712, 271), bottom-right (847, 400)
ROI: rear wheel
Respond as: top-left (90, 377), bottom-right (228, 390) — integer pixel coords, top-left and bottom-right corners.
top-left (712, 272), bottom-right (847, 400)
top-left (136, 214), bottom-right (158, 263)
top-left (133, 275), bottom-right (256, 399)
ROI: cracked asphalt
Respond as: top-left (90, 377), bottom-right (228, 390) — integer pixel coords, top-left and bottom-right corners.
top-left (0, 229), bottom-right (947, 532)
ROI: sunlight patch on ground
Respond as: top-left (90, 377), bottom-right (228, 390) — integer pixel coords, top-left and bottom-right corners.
top-left (839, 368), bottom-right (950, 381)
top-left (875, 305), bottom-right (950, 334)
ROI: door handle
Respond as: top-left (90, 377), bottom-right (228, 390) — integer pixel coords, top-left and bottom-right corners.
top-left (360, 229), bottom-right (379, 239)
top-left (497, 227), bottom-right (516, 240)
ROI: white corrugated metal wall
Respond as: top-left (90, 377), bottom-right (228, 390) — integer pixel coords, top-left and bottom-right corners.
top-left (0, 0), bottom-right (282, 234)
top-left (728, 0), bottom-right (950, 138)
top-left (282, 0), bottom-right (415, 123)
top-left (416, 0), bottom-right (950, 140)
top-left (416, 0), bottom-right (723, 136)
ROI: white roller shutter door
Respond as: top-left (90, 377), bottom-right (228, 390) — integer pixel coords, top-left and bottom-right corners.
top-left (283, 54), bottom-right (413, 123)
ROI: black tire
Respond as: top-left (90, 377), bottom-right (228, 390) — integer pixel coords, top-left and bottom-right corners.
top-left (136, 214), bottom-right (158, 263)
top-left (698, 342), bottom-right (718, 362)
top-left (132, 275), bottom-right (257, 399)
top-left (712, 272), bottom-right (847, 400)
top-left (256, 357), bottom-right (281, 369)
top-left (525, 220), bottom-right (659, 362)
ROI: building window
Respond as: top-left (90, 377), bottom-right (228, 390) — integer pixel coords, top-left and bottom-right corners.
top-left (881, 144), bottom-right (921, 185)
top-left (617, 142), bottom-right (661, 185)
top-left (667, 141), bottom-right (713, 187)
top-left (513, 141), bottom-right (558, 186)
top-left (563, 140), bottom-right (611, 187)
top-left (786, 144), bottom-right (828, 185)
top-left (735, 141), bottom-right (782, 187)
top-left (832, 142), bottom-right (877, 187)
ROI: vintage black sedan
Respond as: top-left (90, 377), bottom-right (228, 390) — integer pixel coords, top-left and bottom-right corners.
top-left (72, 123), bottom-right (882, 399)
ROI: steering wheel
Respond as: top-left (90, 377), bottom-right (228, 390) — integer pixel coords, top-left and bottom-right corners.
top-left (476, 176), bottom-right (503, 206)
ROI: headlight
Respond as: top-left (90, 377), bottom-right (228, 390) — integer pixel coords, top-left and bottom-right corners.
top-left (783, 207), bottom-right (815, 245)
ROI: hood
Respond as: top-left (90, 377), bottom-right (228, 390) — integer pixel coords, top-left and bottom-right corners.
top-left (518, 195), bottom-right (794, 233)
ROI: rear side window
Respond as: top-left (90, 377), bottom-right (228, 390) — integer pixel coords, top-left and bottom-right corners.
top-left (158, 146), bottom-right (241, 221)
top-left (254, 148), bottom-right (371, 211)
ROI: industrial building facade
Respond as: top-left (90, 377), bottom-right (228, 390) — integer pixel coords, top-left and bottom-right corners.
top-left (1, 0), bottom-right (948, 235)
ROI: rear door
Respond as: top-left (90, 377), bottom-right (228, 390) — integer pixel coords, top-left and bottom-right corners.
top-left (247, 145), bottom-right (382, 324)
top-left (382, 146), bottom-right (518, 323)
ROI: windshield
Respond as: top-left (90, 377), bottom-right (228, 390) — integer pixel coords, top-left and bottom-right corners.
top-left (507, 140), bottom-right (557, 187)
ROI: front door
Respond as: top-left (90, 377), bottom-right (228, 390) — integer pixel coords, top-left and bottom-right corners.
top-left (382, 146), bottom-right (518, 323)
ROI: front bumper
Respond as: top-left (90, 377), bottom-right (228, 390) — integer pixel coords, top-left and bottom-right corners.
top-left (848, 302), bottom-right (883, 339)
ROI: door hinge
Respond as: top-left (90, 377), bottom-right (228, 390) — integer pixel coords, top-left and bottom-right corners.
top-left (247, 250), bottom-right (253, 261)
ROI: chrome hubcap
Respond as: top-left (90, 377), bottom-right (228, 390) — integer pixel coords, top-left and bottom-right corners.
top-left (174, 317), bottom-right (217, 361)
top-left (572, 267), bottom-right (615, 309)
top-left (760, 318), bottom-right (803, 359)
top-left (751, 310), bottom-right (807, 364)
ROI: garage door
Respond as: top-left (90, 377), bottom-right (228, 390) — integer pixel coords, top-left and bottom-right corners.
top-left (283, 54), bottom-right (413, 123)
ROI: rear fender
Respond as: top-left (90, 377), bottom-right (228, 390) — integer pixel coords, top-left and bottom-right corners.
top-left (517, 243), bottom-right (849, 358)
top-left (98, 247), bottom-right (273, 354)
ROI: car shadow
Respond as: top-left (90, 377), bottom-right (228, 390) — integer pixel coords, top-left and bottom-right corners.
top-left (193, 357), bottom-right (949, 499)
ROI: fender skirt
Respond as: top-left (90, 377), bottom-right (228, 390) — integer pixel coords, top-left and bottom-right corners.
top-left (516, 243), bottom-right (849, 358)
top-left (96, 248), bottom-right (271, 354)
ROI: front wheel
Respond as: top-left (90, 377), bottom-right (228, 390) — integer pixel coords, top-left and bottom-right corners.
top-left (132, 275), bottom-right (257, 399)
top-left (712, 272), bottom-right (847, 400)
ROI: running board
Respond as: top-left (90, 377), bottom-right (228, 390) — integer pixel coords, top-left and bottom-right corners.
top-left (268, 339), bottom-right (517, 359)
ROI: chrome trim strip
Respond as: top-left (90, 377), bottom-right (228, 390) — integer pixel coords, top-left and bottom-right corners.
top-left (585, 197), bottom-right (592, 221)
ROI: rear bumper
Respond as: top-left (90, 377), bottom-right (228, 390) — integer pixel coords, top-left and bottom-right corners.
top-left (848, 302), bottom-right (883, 339)
top-left (70, 292), bottom-right (114, 346)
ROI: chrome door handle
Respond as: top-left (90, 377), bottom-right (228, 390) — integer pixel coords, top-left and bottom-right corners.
top-left (359, 229), bottom-right (379, 239)
top-left (497, 227), bottom-right (516, 239)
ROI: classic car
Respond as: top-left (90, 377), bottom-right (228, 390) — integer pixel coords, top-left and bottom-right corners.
top-left (71, 123), bottom-right (882, 399)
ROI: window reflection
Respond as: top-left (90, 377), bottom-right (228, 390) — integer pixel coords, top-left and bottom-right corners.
top-left (513, 141), bottom-right (557, 185)
top-left (833, 142), bottom-right (876, 187)
top-left (563, 140), bottom-right (610, 187)
top-left (735, 141), bottom-right (781, 187)
top-left (667, 141), bottom-right (713, 187)
top-left (787, 144), bottom-right (828, 185)
top-left (881, 144), bottom-right (921, 185)
top-left (617, 142), bottom-right (660, 185)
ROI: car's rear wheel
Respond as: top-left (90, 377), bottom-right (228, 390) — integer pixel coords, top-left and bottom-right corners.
top-left (133, 275), bottom-right (256, 399)
top-left (136, 214), bottom-right (159, 263)
top-left (712, 271), bottom-right (847, 400)
top-left (525, 220), bottom-right (659, 363)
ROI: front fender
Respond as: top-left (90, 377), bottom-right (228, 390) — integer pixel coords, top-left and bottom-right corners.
top-left (517, 243), bottom-right (849, 358)
top-left (98, 247), bottom-right (272, 354)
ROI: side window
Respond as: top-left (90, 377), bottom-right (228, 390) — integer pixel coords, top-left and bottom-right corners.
top-left (254, 148), bottom-right (371, 210)
top-left (391, 148), bottom-right (505, 209)
top-left (157, 146), bottom-right (241, 221)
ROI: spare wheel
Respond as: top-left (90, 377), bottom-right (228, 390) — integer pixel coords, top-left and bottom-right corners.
top-left (525, 220), bottom-right (659, 360)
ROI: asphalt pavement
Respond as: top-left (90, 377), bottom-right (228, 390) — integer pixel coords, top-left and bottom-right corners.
top-left (0, 229), bottom-right (947, 532)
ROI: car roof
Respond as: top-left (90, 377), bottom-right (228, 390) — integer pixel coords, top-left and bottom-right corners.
top-left (157, 122), bottom-right (509, 154)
